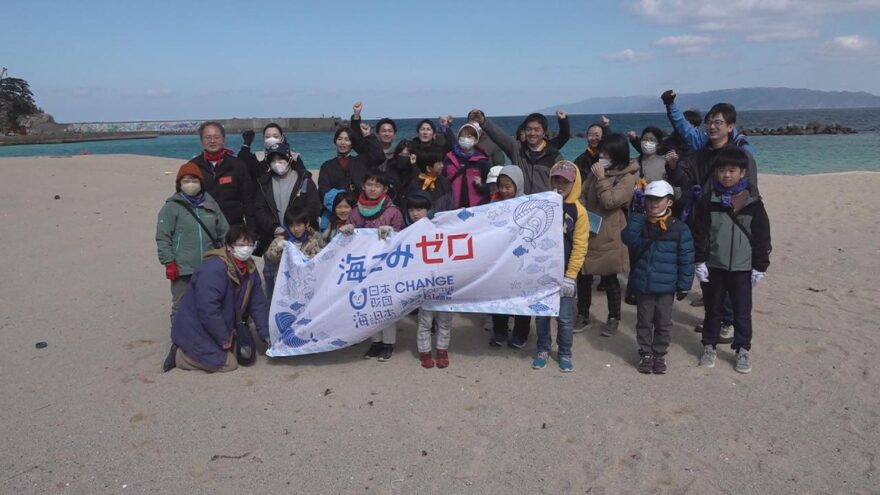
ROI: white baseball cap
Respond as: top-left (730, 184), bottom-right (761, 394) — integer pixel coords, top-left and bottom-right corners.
top-left (644, 180), bottom-right (674, 198)
top-left (486, 166), bottom-right (504, 184)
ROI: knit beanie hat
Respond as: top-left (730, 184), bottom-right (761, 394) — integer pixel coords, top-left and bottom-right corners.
top-left (458, 122), bottom-right (482, 140)
top-left (176, 162), bottom-right (204, 185)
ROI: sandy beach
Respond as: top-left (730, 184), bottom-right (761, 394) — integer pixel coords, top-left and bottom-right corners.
top-left (1, 153), bottom-right (879, 494)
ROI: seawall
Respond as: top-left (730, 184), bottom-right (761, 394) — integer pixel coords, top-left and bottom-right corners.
top-left (63, 117), bottom-right (341, 134)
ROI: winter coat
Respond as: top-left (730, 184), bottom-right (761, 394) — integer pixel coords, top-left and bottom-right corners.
top-left (581, 160), bottom-right (639, 276)
top-left (156, 193), bottom-right (230, 276)
top-left (562, 166), bottom-right (590, 280)
top-left (317, 130), bottom-right (386, 199)
top-left (444, 147), bottom-right (491, 208)
top-left (170, 250), bottom-right (270, 369)
top-left (691, 188), bottom-right (771, 272)
top-left (407, 174), bottom-right (455, 213)
top-left (481, 118), bottom-right (563, 195)
top-left (622, 213), bottom-right (695, 294)
top-left (253, 166), bottom-right (321, 255)
top-left (494, 165), bottom-right (525, 199)
top-left (189, 153), bottom-right (256, 228)
top-left (666, 145), bottom-right (759, 196)
top-left (666, 102), bottom-right (753, 154)
top-left (348, 198), bottom-right (405, 231)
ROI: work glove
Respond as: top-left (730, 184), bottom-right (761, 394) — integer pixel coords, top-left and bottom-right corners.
top-left (561, 277), bottom-right (576, 298)
top-left (338, 224), bottom-right (354, 235)
top-left (676, 290), bottom-right (688, 301)
top-left (695, 262), bottom-right (709, 283)
top-left (661, 90), bottom-right (676, 106)
top-left (751, 269), bottom-right (766, 287)
top-left (377, 225), bottom-right (393, 240)
top-left (242, 130), bottom-right (255, 146)
top-left (165, 261), bottom-right (180, 281)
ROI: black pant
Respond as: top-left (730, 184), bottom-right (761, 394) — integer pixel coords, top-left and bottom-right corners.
top-left (492, 314), bottom-right (531, 342)
top-left (701, 269), bottom-right (753, 351)
top-left (577, 274), bottom-right (621, 320)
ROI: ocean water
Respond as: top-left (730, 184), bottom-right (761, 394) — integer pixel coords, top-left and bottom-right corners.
top-left (2, 109), bottom-right (878, 175)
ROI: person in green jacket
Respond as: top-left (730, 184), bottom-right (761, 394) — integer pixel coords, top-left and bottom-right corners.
top-left (156, 162), bottom-right (230, 327)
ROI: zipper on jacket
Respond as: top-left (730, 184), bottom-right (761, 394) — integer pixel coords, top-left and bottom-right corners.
top-left (728, 220), bottom-right (735, 271)
top-left (197, 207), bottom-right (204, 259)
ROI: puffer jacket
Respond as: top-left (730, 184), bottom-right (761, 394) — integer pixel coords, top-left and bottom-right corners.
top-left (156, 192), bottom-right (229, 276)
top-left (581, 160), bottom-right (639, 276)
top-left (691, 188), bottom-right (771, 272)
top-left (189, 153), bottom-right (256, 228)
top-left (444, 147), bottom-right (491, 208)
top-left (622, 213), bottom-right (695, 294)
top-left (170, 250), bottom-right (270, 369)
top-left (561, 166), bottom-right (590, 280)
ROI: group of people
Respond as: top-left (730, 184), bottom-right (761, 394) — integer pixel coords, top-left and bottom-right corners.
top-left (155, 90), bottom-right (771, 376)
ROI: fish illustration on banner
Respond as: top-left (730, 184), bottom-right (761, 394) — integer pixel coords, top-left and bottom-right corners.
top-left (266, 192), bottom-right (564, 357)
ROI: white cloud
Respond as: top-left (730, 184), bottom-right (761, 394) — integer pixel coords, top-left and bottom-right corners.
top-left (632, 0), bottom-right (880, 42)
top-left (815, 35), bottom-right (880, 60)
top-left (601, 48), bottom-right (648, 62)
top-left (654, 35), bottom-right (714, 55)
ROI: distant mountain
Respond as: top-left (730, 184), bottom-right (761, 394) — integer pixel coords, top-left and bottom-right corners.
top-left (541, 87), bottom-right (880, 114)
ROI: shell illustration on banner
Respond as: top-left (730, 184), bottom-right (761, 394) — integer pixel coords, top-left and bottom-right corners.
top-left (513, 200), bottom-right (555, 247)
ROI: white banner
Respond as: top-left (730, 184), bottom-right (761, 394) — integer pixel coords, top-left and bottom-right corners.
top-left (266, 192), bottom-right (564, 357)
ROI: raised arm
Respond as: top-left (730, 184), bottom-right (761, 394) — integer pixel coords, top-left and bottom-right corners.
top-left (548, 110), bottom-right (571, 150)
top-left (662, 90), bottom-right (707, 151)
top-left (469, 109), bottom-right (519, 162)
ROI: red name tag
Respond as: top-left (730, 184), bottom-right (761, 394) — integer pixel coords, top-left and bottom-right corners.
top-left (218, 176), bottom-right (233, 185)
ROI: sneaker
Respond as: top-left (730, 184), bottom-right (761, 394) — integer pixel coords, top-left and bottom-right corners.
top-left (735, 349), bottom-right (752, 374)
top-left (532, 351), bottom-right (549, 370)
top-left (558, 356), bottom-right (574, 373)
top-left (573, 314), bottom-right (589, 333)
top-left (652, 356), bottom-right (668, 374)
top-left (419, 352), bottom-right (435, 369)
top-left (699, 345), bottom-right (717, 368)
top-left (719, 323), bottom-right (734, 344)
top-left (377, 344), bottom-right (394, 362)
top-left (435, 349), bottom-right (449, 368)
top-left (489, 334), bottom-right (507, 347)
top-left (693, 324), bottom-right (703, 333)
top-left (363, 342), bottom-right (383, 359)
top-left (508, 337), bottom-right (526, 349)
top-left (637, 354), bottom-right (654, 374)
top-left (600, 317), bottom-right (620, 337)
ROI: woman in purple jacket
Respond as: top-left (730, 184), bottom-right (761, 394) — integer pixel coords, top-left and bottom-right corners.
top-left (162, 225), bottom-right (270, 373)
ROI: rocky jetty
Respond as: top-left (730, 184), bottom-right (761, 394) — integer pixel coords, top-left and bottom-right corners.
top-left (740, 122), bottom-right (857, 136)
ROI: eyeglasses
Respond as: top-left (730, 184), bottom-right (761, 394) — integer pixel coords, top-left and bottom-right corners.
top-left (202, 135), bottom-right (224, 142)
top-left (704, 119), bottom-right (727, 128)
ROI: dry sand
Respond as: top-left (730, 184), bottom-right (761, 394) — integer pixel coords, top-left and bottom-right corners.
top-left (1, 154), bottom-right (879, 494)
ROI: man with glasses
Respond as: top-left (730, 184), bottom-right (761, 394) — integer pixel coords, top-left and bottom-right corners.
top-left (661, 89), bottom-right (753, 155)
top-left (190, 121), bottom-right (256, 229)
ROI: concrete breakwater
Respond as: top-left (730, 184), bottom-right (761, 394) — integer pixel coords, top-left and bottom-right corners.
top-left (64, 116), bottom-right (341, 134)
top-left (0, 132), bottom-right (158, 146)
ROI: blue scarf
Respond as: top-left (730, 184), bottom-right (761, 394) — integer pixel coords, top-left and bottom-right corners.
top-left (453, 143), bottom-right (476, 159)
top-left (285, 226), bottom-right (310, 244)
top-left (184, 192), bottom-right (205, 207)
top-left (712, 178), bottom-right (749, 208)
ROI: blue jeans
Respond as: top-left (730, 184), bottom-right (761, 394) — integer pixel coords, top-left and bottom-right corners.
top-left (536, 296), bottom-right (574, 358)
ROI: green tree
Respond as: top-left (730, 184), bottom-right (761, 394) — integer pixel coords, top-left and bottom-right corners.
top-left (0, 74), bottom-right (39, 133)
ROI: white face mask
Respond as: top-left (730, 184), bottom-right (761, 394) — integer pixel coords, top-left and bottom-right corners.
top-left (180, 182), bottom-right (201, 196)
top-left (270, 160), bottom-right (290, 175)
top-left (651, 206), bottom-right (670, 217)
top-left (641, 141), bottom-right (657, 154)
top-left (232, 245), bottom-right (255, 261)
top-left (264, 137), bottom-right (282, 148)
top-left (597, 158), bottom-right (612, 169)
top-left (458, 136), bottom-right (476, 150)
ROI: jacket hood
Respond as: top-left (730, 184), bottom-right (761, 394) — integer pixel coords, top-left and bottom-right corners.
top-left (498, 165), bottom-right (525, 197)
top-left (167, 191), bottom-right (221, 212)
top-left (204, 248), bottom-right (256, 283)
top-left (607, 159), bottom-right (640, 177)
top-left (563, 164), bottom-right (583, 204)
top-left (320, 188), bottom-right (347, 231)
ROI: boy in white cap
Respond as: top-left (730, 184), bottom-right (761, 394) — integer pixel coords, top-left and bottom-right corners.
top-left (621, 180), bottom-right (695, 374)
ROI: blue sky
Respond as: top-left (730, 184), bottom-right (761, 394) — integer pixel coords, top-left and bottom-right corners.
top-left (2, 0), bottom-right (879, 121)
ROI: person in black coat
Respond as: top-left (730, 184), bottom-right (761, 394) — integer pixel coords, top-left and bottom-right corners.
top-left (189, 121), bottom-right (256, 229)
top-left (253, 142), bottom-right (321, 297)
top-left (317, 125), bottom-right (385, 199)
top-left (238, 122), bottom-right (290, 185)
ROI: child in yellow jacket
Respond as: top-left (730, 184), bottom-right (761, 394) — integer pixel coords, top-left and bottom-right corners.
top-left (532, 161), bottom-right (589, 372)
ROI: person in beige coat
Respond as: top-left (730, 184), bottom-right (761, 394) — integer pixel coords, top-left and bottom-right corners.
top-left (577, 133), bottom-right (638, 336)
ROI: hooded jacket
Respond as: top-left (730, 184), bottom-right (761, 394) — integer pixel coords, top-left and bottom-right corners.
top-left (581, 159), bottom-right (639, 276)
top-left (480, 118), bottom-right (563, 195)
top-left (691, 187), bottom-right (771, 272)
top-left (561, 167), bottom-right (590, 280)
top-left (170, 249), bottom-right (270, 369)
top-left (622, 212), bottom-right (695, 294)
top-left (156, 192), bottom-right (230, 276)
top-left (494, 165), bottom-right (525, 200)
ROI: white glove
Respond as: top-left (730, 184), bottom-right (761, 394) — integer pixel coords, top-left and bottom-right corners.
top-left (338, 224), bottom-right (354, 235)
top-left (695, 263), bottom-right (709, 283)
top-left (377, 225), bottom-right (393, 240)
top-left (561, 277), bottom-right (576, 298)
top-left (751, 269), bottom-right (766, 287)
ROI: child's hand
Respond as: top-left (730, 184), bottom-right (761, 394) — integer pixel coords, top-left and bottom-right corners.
top-left (665, 150), bottom-right (679, 169)
top-left (377, 226), bottom-right (393, 240)
top-left (339, 224), bottom-right (354, 235)
top-left (695, 263), bottom-right (709, 283)
top-left (676, 290), bottom-right (688, 301)
top-left (473, 176), bottom-right (482, 187)
top-left (561, 277), bottom-right (576, 297)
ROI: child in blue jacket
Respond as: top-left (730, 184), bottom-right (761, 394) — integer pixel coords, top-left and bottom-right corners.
top-left (622, 180), bottom-right (694, 374)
